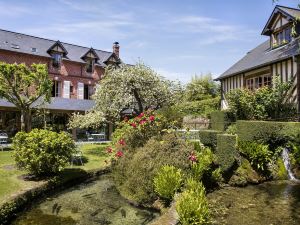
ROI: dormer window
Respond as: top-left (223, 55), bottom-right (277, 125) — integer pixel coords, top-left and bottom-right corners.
top-left (52, 52), bottom-right (62, 68)
top-left (273, 27), bottom-right (292, 48)
top-left (86, 58), bottom-right (94, 73)
top-left (81, 48), bottom-right (99, 74)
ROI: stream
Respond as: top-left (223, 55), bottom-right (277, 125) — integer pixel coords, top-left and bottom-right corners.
top-left (208, 180), bottom-right (300, 225)
top-left (12, 174), bottom-right (159, 225)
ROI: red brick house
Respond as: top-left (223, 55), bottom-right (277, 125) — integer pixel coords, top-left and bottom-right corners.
top-left (216, 5), bottom-right (300, 112)
top-left (0, 29), bottom-right (121, 137)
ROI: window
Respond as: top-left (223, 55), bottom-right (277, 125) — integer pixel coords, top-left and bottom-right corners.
top-left (31, 47), bottom-right (37, 53)
top-left (84, 84), bottom-right (94, 99)
top-left (86, 59), bottom-right (94, 73)
top-left (52, 53), bottom-right (62, 68)
top-left (273, 26), bottom-right (292, 48)
top-left (51, 81), bottom-right (61, 97)
top-left (246, 75), bottom-right (272, 90)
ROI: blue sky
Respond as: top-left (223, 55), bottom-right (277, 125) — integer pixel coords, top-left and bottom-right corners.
top-left (0, 0), bottom-right (298, 82)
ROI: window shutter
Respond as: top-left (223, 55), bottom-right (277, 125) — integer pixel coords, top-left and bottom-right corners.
top-left (78, 82), bottom-right (84, 99)
top-left (63, 81), bottom-right (70, 98)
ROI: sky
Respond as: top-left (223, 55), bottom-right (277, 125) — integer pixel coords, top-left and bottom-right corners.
top-left (0, 0), bottom-right (299, 83)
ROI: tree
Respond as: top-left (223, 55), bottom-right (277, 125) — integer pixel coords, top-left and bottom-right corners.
top-left (184, 74), bottom-right (219, 102)
top-left (69, 62), bottom-right (177, 128)
top-left (0, 63), bottom-right (52, 132)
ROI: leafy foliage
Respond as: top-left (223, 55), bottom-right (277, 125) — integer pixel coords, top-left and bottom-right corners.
top-left (153, 165), bottom-right (183, 201)
top-left (112, 133), bottom-right (192, 204)
top-left (238, 141), bottom-right (272, 172)
top-left (69, 62), bottom-right (178, 128)
top-left (191, 147), bottom-right (215, 180)
top-left (226, 76), bottom-right (296, 120)
top-left (176, 178), bottom-right (210, 225)
top-left (13, 129), bottom-right (75, 176)
top-left (0, 63), bottom-right (52, 132)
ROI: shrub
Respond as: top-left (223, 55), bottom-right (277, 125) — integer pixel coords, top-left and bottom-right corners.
top-left (216, 134), bottom-right (238, 172)
top-left (236, 120), bottom-right (300, 149)
top-left (112, 133), bottom-right (192, 204)
top-left (226, 77), bottom-right (296, 120)
top-left (191, 147), bottom-right (215, 180)
top-left (198, 130), bottom-right (222, 149)
top-left (112, 111), bottom-right (168, 150)
top-left (153, 165), bottom-right (183, 202)
top-left (210, 111), bottom-right (235, 131)
top-left (238, 140), bottom-right (272, 172)
top-left (13, 129), bottom-right (75, 176)
top-left (176, 179), bottom-right (210, 225)
top-left (225, 124), bottom-right (237, 135)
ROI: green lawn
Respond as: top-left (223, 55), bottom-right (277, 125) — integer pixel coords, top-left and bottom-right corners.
top-left (0, 143), bottom-right (111, 204)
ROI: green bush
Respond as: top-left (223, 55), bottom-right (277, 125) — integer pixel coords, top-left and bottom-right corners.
top-left (198, 130), bottom-right (222, 149)
top-left (112, 133), bottom-right (192, 204)
top-left (112, 111), bottom-right (168, 149)
top-left (176, 179), bottom-right (210, 225)
top-left (191, 147), bottom-right (215, 180)
top-left (238, 140), bottom-right (272, 172)
top-left (13, 129), bottom-right (75, 176)
top-left (225, 124), bottom-right (237, 135)
top-left (177, 97), bottom-right (220, 117)
top-left (153, 165), bottom-right (183, 202)
top-left (236, 120), bottom-right (300, 149)
top-left (216, 134), bottom-right (238, 172)
top-left (210, 111), bottom-right (235, 131)
top-left (226, 78), bottom-right (296, 120)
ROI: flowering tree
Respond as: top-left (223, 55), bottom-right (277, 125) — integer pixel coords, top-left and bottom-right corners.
top-left (0, 63), bottom-right (52, 132)
top-left (69, 62), bottom-right (179, 128)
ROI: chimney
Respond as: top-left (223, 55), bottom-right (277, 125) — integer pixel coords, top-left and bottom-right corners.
top-left (113, 42), bottom-right (120, 58)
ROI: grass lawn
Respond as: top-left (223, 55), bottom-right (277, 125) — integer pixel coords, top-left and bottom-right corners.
top-left (0, 143), bottom-right (110, 204)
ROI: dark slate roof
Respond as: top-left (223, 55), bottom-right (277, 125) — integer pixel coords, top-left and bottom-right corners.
top-left (278, 5), bottom-right (300, 18)
top-left (216, 38), bottom-right (300, 80)
top-left (0, 98), bottom-right (95, 112)
top-left (0, 29), bottom-right (114, 67)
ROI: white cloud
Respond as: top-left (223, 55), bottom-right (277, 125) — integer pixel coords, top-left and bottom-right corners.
top-left (156, 68), bottom-right (191, 84)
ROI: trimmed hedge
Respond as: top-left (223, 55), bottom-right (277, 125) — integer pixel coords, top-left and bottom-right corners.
top-left (210, 111), bottom-right (235, 131)
top-left (216, 134), bottom-right (238, 172)
top-left (236, 120), bottom-right (300, 143)
top-left (198, 130), bottom-right (222, 149)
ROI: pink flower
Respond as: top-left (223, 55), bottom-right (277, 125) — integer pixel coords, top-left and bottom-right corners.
top-left (115, 151), bottom-right (124, 158)
top-left (139, 120), bottom-right (147, 125)
top-left (119, 139), bottom-right (126, 146)
top-left (189, 152), bottom-right (197, 162)
top-left (138, 112), bottom-right (145, 118)
top-left (149, 115), bottom-right (155, 122)
top-left (106, 147), bottom-right (113, 154)
top-left (130, 123), bottom-right (137, 128)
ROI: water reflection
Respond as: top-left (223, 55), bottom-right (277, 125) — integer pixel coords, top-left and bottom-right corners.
top-left (13, 175), bottom-right (158, 225)
top-left (208, 181), bottom-right (300, 225)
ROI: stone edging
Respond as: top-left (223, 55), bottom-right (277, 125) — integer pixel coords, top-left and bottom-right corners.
top-left (0, 167), bottom-right (110, 225)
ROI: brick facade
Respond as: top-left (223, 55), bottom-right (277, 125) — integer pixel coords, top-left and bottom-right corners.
top-left (0, 49), bottom-right (104, 100)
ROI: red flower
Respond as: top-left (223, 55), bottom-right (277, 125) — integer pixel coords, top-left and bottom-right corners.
top-left (106, 147), bottom-right (113, 154)
top-left (119, 139), bottom-right (126, 146)
top-left (189, 152), bottom-right (197, 162)
top-left (138, 112), bottom-right (145, 118)
top-left (130, 123), bottom-right (137, 128)
top-left (115, 151), bottom-right (124, 158)
top-left (149, 115), bottom-right (155, 122)
top-left (139, 120), bottom-right (147, 125)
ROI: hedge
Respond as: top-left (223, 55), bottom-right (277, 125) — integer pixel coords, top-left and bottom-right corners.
top-left (216, 134), bottom-right (238, 172)
top-left (236, 120), bottom-right (300, 143)
top-left (210, 111), bottom-right (235, 131)
top-left (198, 130), bottom-right (222, 149)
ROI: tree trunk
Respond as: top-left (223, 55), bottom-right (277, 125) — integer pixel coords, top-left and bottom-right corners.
top-left (133, 89), bottom-right (143, 114)
top-left (21, 109), bottom-right (32, 132)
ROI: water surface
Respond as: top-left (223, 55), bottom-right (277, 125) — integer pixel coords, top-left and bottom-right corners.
top-left (13, 175), bottom-right (158, 225)
top-left (208, 181), bottom-right (300, 225)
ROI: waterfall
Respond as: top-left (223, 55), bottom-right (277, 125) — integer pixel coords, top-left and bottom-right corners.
top-left (282, 148), bottom-right (296, 180)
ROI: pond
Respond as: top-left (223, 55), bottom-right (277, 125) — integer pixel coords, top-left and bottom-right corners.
top-left (208, 180), bottom-right (300, 225)
top-left (13, 175), bottom-right (159, 225)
